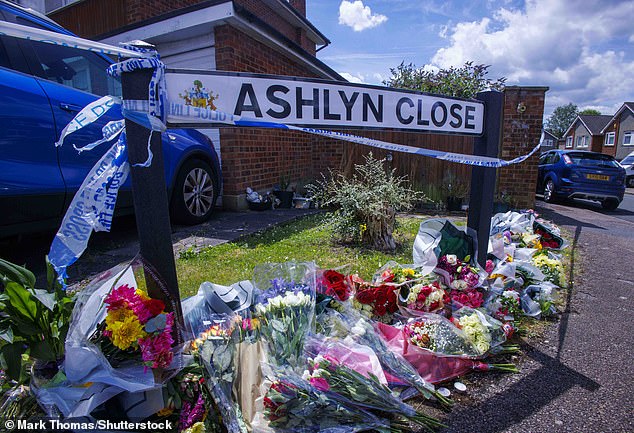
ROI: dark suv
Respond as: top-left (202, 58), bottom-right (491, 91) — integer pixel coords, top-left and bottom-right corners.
top-left (537, 150), bottom-right (625, 210)
top-left (0, 1), bottom-right (222, 237)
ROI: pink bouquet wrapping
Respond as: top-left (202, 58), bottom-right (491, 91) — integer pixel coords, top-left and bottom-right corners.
top-left (377, 321), bottom-right (517, 384)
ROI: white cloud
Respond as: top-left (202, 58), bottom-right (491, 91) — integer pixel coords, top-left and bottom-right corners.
top-left (339, 72), bottom-right (366, 83)
top-left (338, 1), bottom-right (387, 32)
top-left (427, 0), bottom-right (634, 116)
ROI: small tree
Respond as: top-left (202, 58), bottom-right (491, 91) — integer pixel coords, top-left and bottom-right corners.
top-left (545, 103), bottom-right (579, 139)
top-left (311, 153), bottom-right (425, 251)
top-left (580, 108), bottom-right (601, 115)
top-left (384, 61), bottom-right (506, 98)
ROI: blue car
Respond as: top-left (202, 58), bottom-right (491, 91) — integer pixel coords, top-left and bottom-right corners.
top-left (537, 149), bottom-right (625, 210)
top-left (0, 0), bottom-right (221, 237)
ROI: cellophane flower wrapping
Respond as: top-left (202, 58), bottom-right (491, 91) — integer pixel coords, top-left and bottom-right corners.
top-left (302, 335), bottom-right (444, 432)
top-left (189, 313), bottom-right (247, 433)
top-left (400, 313), bottom-right (483, 357)
top-left (450, 307), bottom-right (511, 354)
top-left (260, 369), bottom-right (394, 433)
top-left (317, 308), bottom-right (441, 404)
top-left (253, 262), bottom-right (316, 370)
top-left (63, 259), bottom-right (184, 418)
top-left (531, 251), bottom-right (565, 287)
top-left (316, 266), bottom-right (353, 302)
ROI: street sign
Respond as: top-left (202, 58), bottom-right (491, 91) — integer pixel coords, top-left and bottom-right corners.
top-left (164, 70), bottom-right (485, 135)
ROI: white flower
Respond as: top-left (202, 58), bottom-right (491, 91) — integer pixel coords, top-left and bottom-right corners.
top-left (312, 368), bottom-right (325, 378)
top-left (314, 354), bottom-right (325, 366)
top-left (452, 279), bottom-right (468, 291)
top-left (502, 290), bottom-right (519, 301)
top-left (446, 255), bottom-right (458, 265)
top-left (302, 370), bottom-right (311, 381)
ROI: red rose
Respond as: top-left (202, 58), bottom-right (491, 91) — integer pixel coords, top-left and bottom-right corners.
top-left (386, 290), bottom-right (398, 313)
top-left (417, 293), bottom-right (427, 303)
top-left (429, 301), bottom-right (440, 311)
top-left (355, 289), bottom-right (375, 304)
top-left (374, 287), bottom-right (388, 306)
top-left (323, 270), bottom-right (345, 287)
top-left (143, 298), bottom-right (166, 317)
top-left (374, 303), bottom-right (387, 316)
top-left (420, 285), bottom-right (433, 297)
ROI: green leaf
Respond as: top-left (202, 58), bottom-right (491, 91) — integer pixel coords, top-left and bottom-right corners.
top-left (29, 340), bottom-right (56, 362)
top-left (5, 282), bottom-right (38, 323)
top-left (1, 342), bottom-right (24, 381)
top-left (0, 320), bottom-right (14, 343)
top-left (0, 258), bottom-right (36, 288)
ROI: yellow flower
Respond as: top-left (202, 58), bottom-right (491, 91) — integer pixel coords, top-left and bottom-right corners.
top-left (156, 408), bottom-right (173, 417)
top-left (183, 422), bottom-right (206, 433)
top-left (109, 315), bottom-right (146, 350)
top-left (105, 307), bottom-right (135, 331)
top-left (136, 289), bottom-right (151, 301)
top-left (403, 268), bottom-right (415, 277)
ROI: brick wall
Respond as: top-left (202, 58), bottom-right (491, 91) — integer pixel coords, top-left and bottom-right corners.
top-left (497, 86), bottom-right (548, 209)
top-left (214, 24), bottom-right (343, 208)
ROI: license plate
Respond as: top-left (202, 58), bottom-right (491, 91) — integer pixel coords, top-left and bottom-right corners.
top-left (586, 174), bottom-right (609, 181)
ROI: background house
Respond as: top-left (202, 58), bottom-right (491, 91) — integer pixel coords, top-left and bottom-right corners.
top-left (540, 129), bottom-right (558, 153)
top-left (601, 102), bottom-right (634, 160)
top-left (562, 114), bottom-right (612, 153)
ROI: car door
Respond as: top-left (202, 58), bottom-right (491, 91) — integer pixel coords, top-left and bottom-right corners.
top-left (15, 32), bottom-right (125, 206)
top-left (0, 27), bottom-right (66, 232)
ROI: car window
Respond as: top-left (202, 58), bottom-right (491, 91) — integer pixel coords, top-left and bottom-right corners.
top-left (552, 154), bottom-right (560, 164)
top-left (13, 16), bottom-right (122, 97)
top-left (621, 156), bottom-right (634, 165)
top-left (568, 153), bottom-right (620, 168)
top-left (539, 154), bottom-right (548, 165)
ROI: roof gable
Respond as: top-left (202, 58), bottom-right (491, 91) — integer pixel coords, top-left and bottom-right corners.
top-left (600, 102), bottom-right (634, 133)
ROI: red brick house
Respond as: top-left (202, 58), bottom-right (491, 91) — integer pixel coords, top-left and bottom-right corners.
top-left (600, 102), bottom-right (634, 161)
top-left (42, 0), bottom-right (344, 209)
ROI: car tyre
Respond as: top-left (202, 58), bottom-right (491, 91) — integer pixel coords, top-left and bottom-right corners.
top-left (543, 179), bottom-right (556, 203)
top-left (170, 159), bottom-right (218, 225)
top-left (601, 198), bottom-right (619, 211)
top-left (627, 176), bottom-right (634, 188)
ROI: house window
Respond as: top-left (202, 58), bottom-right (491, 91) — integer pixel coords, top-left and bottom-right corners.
top-left (576, 135), bottom-right (588, 148)
top-left (566, 136), bottom-right (573, 148)
top-left (604, 132), bottom-right (615, 146)
top-left (624, 131), bottom-right (633, 146)
top-left (545, 139), bottom-right (553, 147)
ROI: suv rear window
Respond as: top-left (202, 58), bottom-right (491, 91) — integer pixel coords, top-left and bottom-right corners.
top-left (621, 155), bottom-right (634, 165)
top-left (567, 152), bottom-right (620, 168)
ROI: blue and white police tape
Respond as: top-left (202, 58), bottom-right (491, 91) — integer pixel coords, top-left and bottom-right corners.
top-left (56, 95), bottom-right (121, 147)
top-left (164, 102), bottom-right (541, 168)
top-left (74, 120), bottom-right (125, 153)
top-left (48, 135), bottom-right (130, 282)
top-left (0, 21), bottom-right (144, 58)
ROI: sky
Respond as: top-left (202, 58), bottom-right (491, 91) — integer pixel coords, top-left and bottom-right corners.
top-left (307, 0), bottom-right (634, 121)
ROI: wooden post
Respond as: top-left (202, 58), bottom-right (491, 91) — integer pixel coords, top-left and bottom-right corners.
top-left (467, 91), bottom-right (504, 268)
top-left (121, 66), bottom-right (183, 328)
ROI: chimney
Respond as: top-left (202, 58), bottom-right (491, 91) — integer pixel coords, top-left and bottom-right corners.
top-left (288, 0), bottom-right (306, 16)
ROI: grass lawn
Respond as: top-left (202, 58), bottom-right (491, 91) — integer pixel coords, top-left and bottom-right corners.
top-left (176, 213), bottom-right (445, 298)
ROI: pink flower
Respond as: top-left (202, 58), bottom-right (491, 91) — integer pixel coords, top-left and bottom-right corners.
top-left (485, 260), bottom-right (495, 274)
top-left (104, 284), bottom-right (139, 311)
top-left (309, 377), bottom-right (330, 391)
top-left (139, 328), bottom-right (174, 369)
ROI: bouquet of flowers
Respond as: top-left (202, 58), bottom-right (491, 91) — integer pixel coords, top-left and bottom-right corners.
top-left (521, 282), bottom-right (559, 318)
top-left (352, 278), bottom-right (398, 319)
top-left (399, 278), bottom-right (450, 314)
top-left (317, 268), bottom-right (352, 302)
top-left (531, 252), bottom-right (565, 287)
top-left (262, 372), bottom-right (396, 433)
top-left (190, 314), bottom-right (246, 433)
top-left (318, 309), bottom-right (451, 407)
top-left (373, 261), bottom-right (427, 286)
top-left (435, 254), bottom-right (485, 291)
top-left (485, 289), bottom-right (523, 322)
top-left (93, 283), bottom-right (176, 370)
top-left (303, 347), bottom-right (445, 431)
top-left (378, 318), bottom-right (518, 384)
top-left (534, 220), bottom-right (566, 249)
top-left (450, 307), bottom-right (516, 355)
top-left (449, 288), bottom-right (485, 309)
top-left (253, 262), bottom-right (316, 369)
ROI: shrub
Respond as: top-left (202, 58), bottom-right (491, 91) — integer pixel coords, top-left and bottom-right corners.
top-left (310, 153), bottom-right (425, 251)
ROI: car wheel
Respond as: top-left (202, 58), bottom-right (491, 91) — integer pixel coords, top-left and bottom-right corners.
top-left (601, 198), bottom-right (619, 211)
top-left (170, 159), bottom-right (217, 225)
top-left (543, 179), bottom-right (556, 202)
top-left (627, 176), bottom-right (634, 188)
